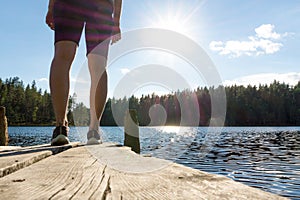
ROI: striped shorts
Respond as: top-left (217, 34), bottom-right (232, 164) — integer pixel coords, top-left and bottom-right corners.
top-left (53, 0), bottom-right (114, 56)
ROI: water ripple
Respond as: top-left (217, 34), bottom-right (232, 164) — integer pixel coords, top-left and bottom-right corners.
top-left (7, 126), bottom-right (300, 200)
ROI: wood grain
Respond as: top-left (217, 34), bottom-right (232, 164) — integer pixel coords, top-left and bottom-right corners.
top-left (0, 106), bottom-right (8, 146)
top-left (0, 143), bottom-right (288, 199)
top-left (0, 142), bottom-right (81, 178)
top-left (0, 150), bottom-right (52, 178)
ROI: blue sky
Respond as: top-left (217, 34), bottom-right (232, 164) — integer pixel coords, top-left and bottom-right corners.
top-left (0, 0), bottom-right (299, 101)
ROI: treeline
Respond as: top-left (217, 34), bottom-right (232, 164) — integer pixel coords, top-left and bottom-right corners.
top-left (225, 81), bottom-right (300, 126)
top-left (0, 77), bottom-right (55, 125)
top-left (100, 81), bottom-right (300, 126)
top-left (1, 77), bottom-right (300, 126)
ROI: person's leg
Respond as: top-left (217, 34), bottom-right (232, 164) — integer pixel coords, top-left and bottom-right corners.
top-left (50, 0), bottom-right (84, 145)
top-left (87, 54), bottom-right (108, 131)
top-left (84, 1), bottom-right (113, 144)
top-left (50, 41), bottom-right (77, 127)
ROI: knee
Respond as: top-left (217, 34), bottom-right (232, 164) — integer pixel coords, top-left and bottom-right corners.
top-left (53, 41), bottom-right (77, 64)
top-left (53, 50), bottom-right (76, 64)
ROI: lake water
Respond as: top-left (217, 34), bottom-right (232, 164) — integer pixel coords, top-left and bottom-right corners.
top-left (7, 126), bottom-right (300, 200)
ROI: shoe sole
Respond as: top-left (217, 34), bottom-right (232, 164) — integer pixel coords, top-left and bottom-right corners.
top-left (51, 134), bottom-right (70, 146)
top-left (87, 137), bottom-right (102, 145)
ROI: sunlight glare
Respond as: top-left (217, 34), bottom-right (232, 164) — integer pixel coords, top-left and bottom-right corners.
top-left (162, 126), bottom-right (180, 133)
top-left (146, 2), bottom-right (202, 36)
top-left (152, 15), bottom-right (188, 34)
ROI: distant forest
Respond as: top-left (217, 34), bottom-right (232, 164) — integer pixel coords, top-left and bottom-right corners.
top-left (1, 77), bottom-right (300, 126)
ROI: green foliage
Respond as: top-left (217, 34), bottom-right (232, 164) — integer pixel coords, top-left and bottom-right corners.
top-left (0, 77), bottom-right (55, 125)
top-left (224, 81), bottom-right (300, 126)
top-left (1, 77), bottom-right (299, 126)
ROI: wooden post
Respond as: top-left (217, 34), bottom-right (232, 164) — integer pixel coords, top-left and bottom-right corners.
top-left (0, 106), bottom-right (9, 146)
top-left (124, 109), bottom-right (140, 154)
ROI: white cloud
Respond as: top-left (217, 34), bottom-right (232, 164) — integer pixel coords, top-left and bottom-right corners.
top-left (120, 68), bottom-right (130, 75)
top-left (35, 78), bottom-right (49, 92)
top-left (255, 24), bottom-right (281, 40)
top-left (210, 24), bottom-right (289, 57)
top-left (37, 78), bottom-right (48, 82)
top-left (223, 72), bottom-right (300, 87)
top-left (209, 41), bottom-right (225, 52)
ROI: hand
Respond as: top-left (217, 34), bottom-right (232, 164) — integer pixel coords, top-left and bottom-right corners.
top-left (111, 24), bottom-right (121, 45)
top-left (46, 10), bottom-right (55, 30)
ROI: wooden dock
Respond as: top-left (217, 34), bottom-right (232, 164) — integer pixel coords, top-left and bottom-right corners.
top-left (0, 143), bottom-right (288, 200)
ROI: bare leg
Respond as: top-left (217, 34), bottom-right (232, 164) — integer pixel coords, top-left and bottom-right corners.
top-left (50, 41), bottom-right (77, 127)
top-left (87, 54), bottom-right (108, 131)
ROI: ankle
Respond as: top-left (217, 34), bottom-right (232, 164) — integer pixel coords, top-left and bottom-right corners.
top-left (89, 125), bottom-right (99, 131)
top-left (56, 121), bottom-right (68, 127)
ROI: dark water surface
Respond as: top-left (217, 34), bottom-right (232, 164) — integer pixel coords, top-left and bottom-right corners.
top-left (8, 126), bottom-right (300, 199)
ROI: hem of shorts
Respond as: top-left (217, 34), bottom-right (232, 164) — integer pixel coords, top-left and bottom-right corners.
top-left (54, 39), bottom-right (80, 46)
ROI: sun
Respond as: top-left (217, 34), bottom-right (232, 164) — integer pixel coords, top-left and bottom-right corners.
top-left (147, 3), bottom-right (198, 36)
top-left (150, 15), bottom-right (188, 35)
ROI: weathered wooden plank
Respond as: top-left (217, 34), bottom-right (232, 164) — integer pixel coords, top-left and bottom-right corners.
top-left (87, 144), bottom-right (288, 200)
top-left (0, 143), bottom-right (288, 200)
top-left (0, 142), bottom-right (81, 155)
top-left (86, 143), bottom-right (170, 173)
top-left (0, 146), bottom-right (21, 152)
top-left (0, 142), bottom-right (81, 178)
top-left (0, 145), bottom-right (109, 200)
top-left (0, 150), bottom-right (52, 178)
top-left (0, 106), bottom-right (8, 146)
top-left (124, 109), bottom-right (140, 154)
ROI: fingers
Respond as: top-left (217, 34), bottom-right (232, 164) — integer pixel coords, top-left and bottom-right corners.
top-left (49, 23), bottom-right (55, 30)
top-left (46, 21), bottom-right (55, 30)
top-left (46, 11), bottom-right (55, 30)
top-left (111, 26), bottom-right (121, 45)
top-left (46, 19), bottom-right (55, 30)
top-left (111, 33), bottom-right (121, 45)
